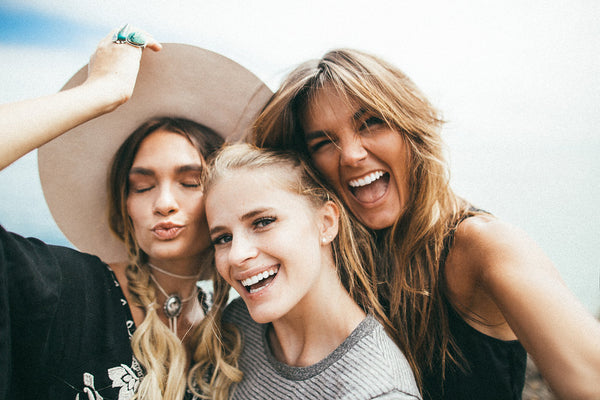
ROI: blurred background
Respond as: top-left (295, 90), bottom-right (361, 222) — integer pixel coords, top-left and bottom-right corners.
top-left (1, 0), bottom-right (598, 320)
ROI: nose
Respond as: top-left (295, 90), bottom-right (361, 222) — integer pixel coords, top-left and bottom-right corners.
top-left (228, 233), bottom-right (258, 267)
top-left (339, 134), bottom-right (367, 166)
top-left (153, 184), bottom-right (179, 216)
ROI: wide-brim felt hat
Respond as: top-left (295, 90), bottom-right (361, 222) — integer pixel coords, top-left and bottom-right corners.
top-left (38, 43), bottom-right (272, 263)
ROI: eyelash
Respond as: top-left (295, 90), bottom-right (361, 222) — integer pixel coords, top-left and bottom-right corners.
top-left (212, 234), bottom-right (232, 246)
top-left (130, 181), bottom-right (201, 193)
top-left (211, 217), bottom-right (276, 246)
top-left (307, 116), bottom-right (385, 153)
top-left (132, 186), bottom-right (153, 194)
top-left (254, 216), bottom-right (276, 228)
top-left (360, 116), bottom-right (385, 130)
top-left (307, 137), bottom-right (335, 154)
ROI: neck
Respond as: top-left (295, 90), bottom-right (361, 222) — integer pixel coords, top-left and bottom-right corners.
top-left (268, 268), bottom-right (366, 367)
top-left (147, 255), bottom-right (204, 280)
top-left (149, 272), bottom-right (205, 344)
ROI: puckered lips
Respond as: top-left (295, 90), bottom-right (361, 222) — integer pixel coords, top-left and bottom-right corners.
top-left (239, 266), bottom-right (279, 294)
top-left (347, 170), bottom-right (390, 204)
top-left (152, 222), bottom-right (184, 240)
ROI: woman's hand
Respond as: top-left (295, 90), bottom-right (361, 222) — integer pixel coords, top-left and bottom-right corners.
top-left (84, 26), bottom-right (162, 112)
top-left (0, 27), bottom-right (161, 170)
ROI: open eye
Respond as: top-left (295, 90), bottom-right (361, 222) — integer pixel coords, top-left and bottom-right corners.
top-left (254, 217), bottom-right (276, 229)
top-left (212, 233), bottom-right (232, 245)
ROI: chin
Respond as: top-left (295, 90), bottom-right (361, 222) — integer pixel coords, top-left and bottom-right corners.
top-left (356, 210), bottom-right (400, 231)
top-left (247, 305), bottom-right (283, 324)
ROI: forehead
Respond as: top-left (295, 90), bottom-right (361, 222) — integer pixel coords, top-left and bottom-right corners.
top-left (206, 167), bottom-right (305, 213)
top-left (302, 87), bottom-right (360, 131)
top-left (133, 130), bottom-right (202, 164)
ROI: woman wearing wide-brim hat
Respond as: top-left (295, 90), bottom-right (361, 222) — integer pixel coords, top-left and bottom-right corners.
top-left (0, 27), bottom-right (271, 399)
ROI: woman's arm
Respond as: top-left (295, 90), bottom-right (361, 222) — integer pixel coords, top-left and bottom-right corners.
top-left (0, 29), bottom-right (161, 170)
top-left (449, 216), bottom-right (600, 400)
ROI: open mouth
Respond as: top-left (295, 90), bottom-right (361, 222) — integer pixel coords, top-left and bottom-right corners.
top-left (348, 171), bottom-right (390, 204)
top-left (240, 266), bottom-right (279, 294)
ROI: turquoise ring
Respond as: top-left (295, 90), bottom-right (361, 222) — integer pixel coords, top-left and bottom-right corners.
top-left (112, 24), bottom-right (129, 44)
top-left (112, 24), bottom-right (146, 48)
top-left (126, 31), bottom-right (146, 48)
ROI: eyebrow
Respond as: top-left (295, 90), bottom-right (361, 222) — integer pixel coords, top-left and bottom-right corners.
top-left (209, 207), bottom-right (272, 236)
top-left (129, 164), bottom-right (203, 177)
top-left (304, 108), bottom-right (368, 141)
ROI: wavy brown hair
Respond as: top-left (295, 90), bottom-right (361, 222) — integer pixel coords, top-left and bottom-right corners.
top-left (190, 143), bottom-right (390, 399)
top-left (252, 49), bottom-right (478, 390)
top-left (107, 117), bottom-right (223, 400)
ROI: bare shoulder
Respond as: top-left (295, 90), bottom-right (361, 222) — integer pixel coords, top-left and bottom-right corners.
top-left (445, 214), bottom-right (560, 339)
top-left (452, 214), bottom-right (558, 281)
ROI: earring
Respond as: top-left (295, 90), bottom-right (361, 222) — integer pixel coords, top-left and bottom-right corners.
top-left (321, 237), bottom-right (327, 244)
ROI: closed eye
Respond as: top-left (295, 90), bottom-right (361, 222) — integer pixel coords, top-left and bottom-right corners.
top-left (306, 134), bottom-right (337, 154)
top-left (359, 116), bottom-right (385, 131)
top-left (181, 182), bottom-right (201, 188)
top-left (131, 185), bottom-right (154, 194)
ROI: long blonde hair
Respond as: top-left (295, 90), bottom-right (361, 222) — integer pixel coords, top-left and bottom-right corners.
top-left (252, 49), bottom-right (476, 389)
top-left (108, 117), bottom-right (223, 400)
top-left (190, 143), bottom-right (391, 399)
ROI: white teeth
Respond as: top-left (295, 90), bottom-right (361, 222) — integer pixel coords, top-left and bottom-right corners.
top-left (348, 171), bottom-right (384, 188)
top-left (241, 267), bottom-right (278, 288)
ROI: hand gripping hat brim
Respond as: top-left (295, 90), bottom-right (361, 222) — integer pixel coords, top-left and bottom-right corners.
top-left (38, 43), bottom-right (272, 263)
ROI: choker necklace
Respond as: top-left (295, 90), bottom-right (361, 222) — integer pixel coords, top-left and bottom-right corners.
top-left (148, 262), bottom-right (201, 279)
top-left (149, 272), bottom-right (199, 336)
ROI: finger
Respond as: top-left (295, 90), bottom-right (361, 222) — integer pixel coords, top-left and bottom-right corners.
top-left (126, 25), bottom-right (162, 52)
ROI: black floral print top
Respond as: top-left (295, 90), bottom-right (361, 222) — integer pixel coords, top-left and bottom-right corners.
top-left (0, 226), bottom-right (205, 399)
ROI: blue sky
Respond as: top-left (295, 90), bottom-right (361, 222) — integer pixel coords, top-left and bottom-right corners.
top-left (0, 0), bottom-right (599, 313)
top-left (0, 3), bottom-right (105, 49)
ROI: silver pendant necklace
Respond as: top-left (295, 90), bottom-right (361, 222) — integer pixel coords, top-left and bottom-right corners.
top-left (149, 270), bottom-right (199, 336)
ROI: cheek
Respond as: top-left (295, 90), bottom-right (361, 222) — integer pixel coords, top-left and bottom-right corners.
top-left (311, 154), bottom-right (340, 184)
top-left (126, 197), bottom-right (141, 228)
top-left (214, 252), bottom-right (231, 281)
top-left (189, 194), bottom-right (207, 221)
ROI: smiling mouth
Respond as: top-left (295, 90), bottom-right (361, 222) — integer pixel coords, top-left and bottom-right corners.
top-left (348, 171), bottom-right (390, 204)
top-left (240, 266), bottom-right (279, 294)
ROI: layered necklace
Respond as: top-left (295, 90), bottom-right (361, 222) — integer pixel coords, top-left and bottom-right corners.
top-left (148, 263), bottom-right (201, 337)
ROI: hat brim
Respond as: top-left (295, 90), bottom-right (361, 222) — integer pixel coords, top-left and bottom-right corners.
top-left (38, 43), bottom-right (272, 263)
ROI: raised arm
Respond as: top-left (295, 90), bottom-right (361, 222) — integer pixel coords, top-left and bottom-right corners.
top-left (0, 28), bottom-right (161, 170)
top-left (449, 216), bottom-right (600, 400)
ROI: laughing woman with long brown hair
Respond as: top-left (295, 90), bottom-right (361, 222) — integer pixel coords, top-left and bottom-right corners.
top-left (251, 48), bottom-right (600, 399)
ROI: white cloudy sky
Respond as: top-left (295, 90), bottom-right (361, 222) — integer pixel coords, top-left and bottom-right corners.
top-left (0, 0), bottom-right (598, 313)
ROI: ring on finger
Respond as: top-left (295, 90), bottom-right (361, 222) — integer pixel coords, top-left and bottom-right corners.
top-left (112, 24), bottom-right (129, 44)
top-left (126, 31), bottom-right (147, 48)
top-left (112, 24), bottom-right (147, 48)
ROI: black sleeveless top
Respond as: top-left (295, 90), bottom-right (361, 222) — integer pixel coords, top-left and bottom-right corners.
top-left (421, 213), bottom-right (527, 399)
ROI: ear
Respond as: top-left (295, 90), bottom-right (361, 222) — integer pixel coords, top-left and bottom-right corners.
top-left (318, 200), bottom-right (339, 246)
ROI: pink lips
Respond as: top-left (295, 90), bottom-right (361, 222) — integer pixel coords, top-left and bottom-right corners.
top-left (152, 222), bottom-right (184, 240)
